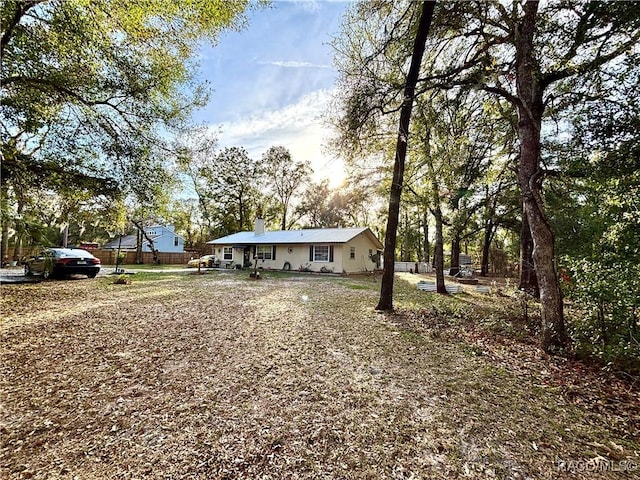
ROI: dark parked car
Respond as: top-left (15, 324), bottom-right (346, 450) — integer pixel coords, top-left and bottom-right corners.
top-left (24, 248), bottom-right (101, 279)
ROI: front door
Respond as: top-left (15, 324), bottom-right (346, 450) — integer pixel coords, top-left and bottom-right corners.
top-left (243, 247), bottom-right (252, 267)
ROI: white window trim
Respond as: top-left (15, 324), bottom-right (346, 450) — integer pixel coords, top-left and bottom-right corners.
top-left (313, 245), bottom-right (330, 262)
top-left (256, 245), bottom-right (272, 260)
top-left (223, 247), bottom-right (233, 261)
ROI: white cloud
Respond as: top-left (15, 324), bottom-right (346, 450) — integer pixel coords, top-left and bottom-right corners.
top-left (285, 0), bottom-right (350, 12)
top-left (284, 0), bottom-right (320, 12)
top-left (212, 89), bottom-right (345, 187)
top-left (263, 60), bottom-right (332, 69)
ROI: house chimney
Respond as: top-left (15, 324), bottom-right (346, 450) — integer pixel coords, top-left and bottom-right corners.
top-left (255, 216), bottom-right (265, 235)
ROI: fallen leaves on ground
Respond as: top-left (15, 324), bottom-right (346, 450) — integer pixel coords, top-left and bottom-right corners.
top-left (1, 272), bottom-right (638, 479)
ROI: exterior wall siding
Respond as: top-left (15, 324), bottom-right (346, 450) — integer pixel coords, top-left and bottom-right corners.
top-left (253, 244), bottom-right (343, 273)
top-left (209, 245), bottom-right (241, 266)
top-left (342, 233), bottom-right (379, 273)
top-left (212, 244), bottom-right (340, 272)
top-left (209, 234), bottom-right (380, 273)
top-left (142, 227), bottom-right (184, 253)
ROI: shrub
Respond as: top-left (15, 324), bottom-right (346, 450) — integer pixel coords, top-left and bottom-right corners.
top-left (564, 256), bottom-right (640, 371)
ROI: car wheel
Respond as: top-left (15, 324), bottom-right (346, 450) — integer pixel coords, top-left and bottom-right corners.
top-left (87, 272), bottom-right (97, 279)
top-left (42, 267), bottom-right (51, 280)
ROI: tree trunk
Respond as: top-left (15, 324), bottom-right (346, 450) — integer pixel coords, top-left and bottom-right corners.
top-left (449, 235), bottom-right (460, 276)
top-left (12, 202), bottom-right (24, 262)
top-left (238, 195), bottom-right (245, 231)
top-left (480, 219), bottom-right (493, 277)
top-left (515, 1), bottom-right (568, 352)
top-left (12, 230), bottom-right (22, 262)
top-left (135, 228), bottom-right (143, 264)
top-left (433, 203), bottom-right (446, 294)
top-left (132, 219), bottom-right (160, 264)
top-left (0, 185), bottom-right (9, 263)
top-left (518, 210), bottom-right (539, 297)
top-left (62, 224), bottom-right (69, 248)
top-left (376, 1), bottom-right (435, 311)
top-left (281, 205), bottom-right (287, 231)
top-left (402, 211), bottom-right (411, 262)
top-left (422, 211), bottom-right (430, 263)
top-left (0, 219), bottom-right (8, 264)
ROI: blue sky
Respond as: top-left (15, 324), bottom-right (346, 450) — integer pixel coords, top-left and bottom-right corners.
top-left (193, 0), bottom-right (350, 185)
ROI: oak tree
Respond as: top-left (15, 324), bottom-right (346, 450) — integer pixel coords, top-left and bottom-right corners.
top-left (423, 0), bottom-right (640, 351)
top-left (261, 146), bottom-right (311, 231)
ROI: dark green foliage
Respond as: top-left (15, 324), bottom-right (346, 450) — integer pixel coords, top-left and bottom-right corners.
top-left (1, 0), bottom-right (254, 254)
top-left (566, 257), bottom-right (640, 372)
top-left (551, 69), bottom-right (640, 370)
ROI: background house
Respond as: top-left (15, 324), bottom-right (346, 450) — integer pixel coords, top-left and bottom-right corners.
top-left (207, 219), bottom-right (383, 273)
top-left (103, 225), bottom-right (185, 253)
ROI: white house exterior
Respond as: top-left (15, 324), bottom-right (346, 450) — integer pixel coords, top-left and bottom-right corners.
top-left (103, 225), bottom-right (185, 253)
top-left (206, 222), bottom-right (383, 273)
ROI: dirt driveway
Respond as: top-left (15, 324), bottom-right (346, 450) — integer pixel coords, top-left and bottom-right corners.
top-left (1, 272), bottom-right (637, 479)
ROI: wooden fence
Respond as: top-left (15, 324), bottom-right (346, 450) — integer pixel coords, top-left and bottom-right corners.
top-left (91, 249), bottom-right (194, 266)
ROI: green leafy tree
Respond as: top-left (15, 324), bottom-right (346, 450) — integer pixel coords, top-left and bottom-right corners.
top-left (212, 147), bottom-right (264, 233)
top-left (369, 0), bottom-right (435, 311)
top-left (261, 146), bottom-right (311, 231)
top-left (422, 0), bottom-right (640, 352)
top-left (478, 165), bottom-right (520, 277)
top-left (437, 90), bottom-right (495, 276)
top-left (295, 180), bottom-right (340, 228)
top-left (1, 0), bottom-right (256, 252)
top-left (409, 92), bottom-right (454, 294)
top-left (550, 73), bottom-right (640, 368)
top-left (166, 198), bottom-right (201, 251)
top-left (174, 127), bottom-right (220, 236)
top-left (2, 0), bottom-right (253, 185)
top-left (295, 179), bottom-right (373, 229)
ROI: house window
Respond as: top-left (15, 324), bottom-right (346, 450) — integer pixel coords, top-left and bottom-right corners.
top-left (314, 245), bottom-right (329, 262)
top-left (223, 247), bottom-right (233, 261)
top-left (256, 245), bottom-right (273, 260)
top-left (350, 247), bottom-right (355, 259)
top-left (174, 237), bottom-right (179, 247)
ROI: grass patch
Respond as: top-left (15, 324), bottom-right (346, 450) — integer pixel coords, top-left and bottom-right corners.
top-left (337, 278), bottom-right (378, 291)
top-left (99, 272), bottom-right (188, 284)
top-left (344, 283), bottom-right (374, 290)
top-left (115, 264), bottom-right (186, 270)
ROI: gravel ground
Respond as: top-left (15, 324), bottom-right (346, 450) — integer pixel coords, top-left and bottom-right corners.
top-left (0, 266), bottom-right (197, 283)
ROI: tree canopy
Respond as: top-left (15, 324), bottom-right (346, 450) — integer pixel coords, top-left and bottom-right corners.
top-left (261, 146), bottom-right (311, 231)
top-left (329, 0), bottom-right (640, 358)
top-left (1, 0), bottom-right (260, 259)
top-left (1, 0), bottom-right (254, 199)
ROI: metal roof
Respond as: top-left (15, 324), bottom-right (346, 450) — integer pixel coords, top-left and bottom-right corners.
top-left (207, 227), bottom-right (383, 249)
top-left (102, 235), bottom-right (137, 249)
